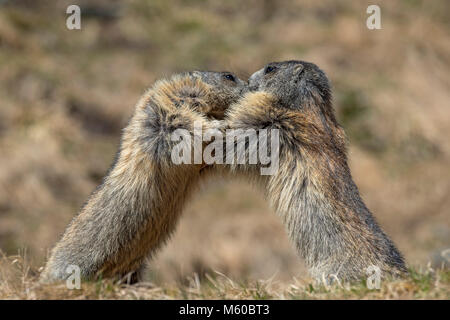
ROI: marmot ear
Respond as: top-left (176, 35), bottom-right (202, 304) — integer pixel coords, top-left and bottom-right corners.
top-left (293, 65), bottom-right (304, 78)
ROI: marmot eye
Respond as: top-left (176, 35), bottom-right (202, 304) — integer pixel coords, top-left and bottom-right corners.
top-left (224, 74), bottom-right (236, 82)
top-left (264, 66), bottom-right (276, 74)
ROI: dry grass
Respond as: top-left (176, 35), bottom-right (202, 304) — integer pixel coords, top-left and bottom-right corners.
top-left (0, 0), bottom-right (449, 298)
top-left (0, 254), bottom-right (448, 300)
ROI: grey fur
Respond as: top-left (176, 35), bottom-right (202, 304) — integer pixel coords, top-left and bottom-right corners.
top-left (225, 60), bottom-right (407, 282)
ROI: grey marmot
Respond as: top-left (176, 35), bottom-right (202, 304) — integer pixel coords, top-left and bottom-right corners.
top-left (224, 60), bottom-right (407, 282)
top-left (40, 71), bottom-right (247, 283)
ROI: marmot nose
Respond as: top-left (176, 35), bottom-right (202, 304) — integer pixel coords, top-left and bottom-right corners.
top-left (248, 69), bottom-right (263, 91)
top-left (248, 78), bottom-right (259, 91)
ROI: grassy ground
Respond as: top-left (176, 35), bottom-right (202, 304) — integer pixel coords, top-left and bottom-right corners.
top-left (0, 0), bottom-right (449, 299)
top-left (0, 254), bottom-right (448, 299)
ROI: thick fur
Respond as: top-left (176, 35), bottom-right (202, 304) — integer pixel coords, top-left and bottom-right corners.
top-left (40, 72), bottom-right (246, 283)
top-left (225, 61), bottom-right (407, 282)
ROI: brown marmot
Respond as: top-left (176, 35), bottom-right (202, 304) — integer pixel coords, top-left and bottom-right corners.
top-left (40, 71), bottom-right (247, 283)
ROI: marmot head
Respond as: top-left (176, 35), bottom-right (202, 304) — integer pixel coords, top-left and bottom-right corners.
top-left (248, 60), bottom-right (337, 124)
top-left (246, 60), bottom-right (346, 155)
top-left (190, 71), bottom-right (248, 119)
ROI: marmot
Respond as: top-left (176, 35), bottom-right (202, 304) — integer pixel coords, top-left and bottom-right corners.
top-left (40, 71), bottom-right (247, 283)
top-left (224, 60), bottom-right (407, 282)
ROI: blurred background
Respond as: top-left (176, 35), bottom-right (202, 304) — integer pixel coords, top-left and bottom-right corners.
top-left (0, 0), bottom-right (448, 284)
